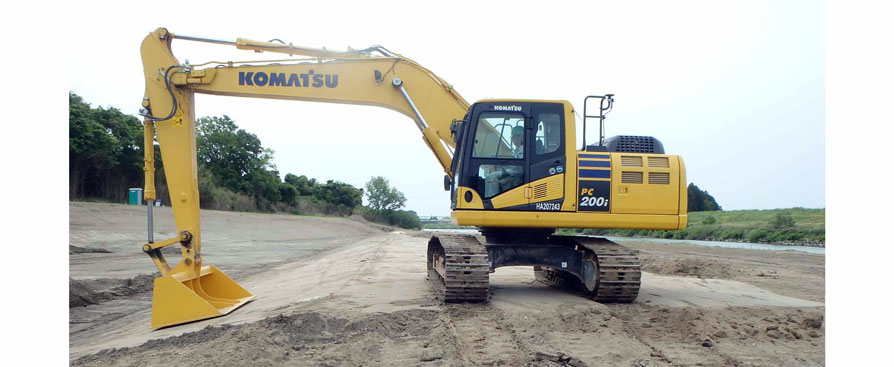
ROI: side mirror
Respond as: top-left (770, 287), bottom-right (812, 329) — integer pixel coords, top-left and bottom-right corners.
top-left (451, 120), bottom-right (465, 145)
top-left (444, 175), bottom-right (452, 191)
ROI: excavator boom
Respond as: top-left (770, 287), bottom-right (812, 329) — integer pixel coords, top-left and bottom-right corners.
top-left (144, 29), bottom-right (467, 175)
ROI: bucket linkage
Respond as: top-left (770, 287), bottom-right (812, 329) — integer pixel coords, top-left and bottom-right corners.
top-left (141, 230), bottom-right (254, 329)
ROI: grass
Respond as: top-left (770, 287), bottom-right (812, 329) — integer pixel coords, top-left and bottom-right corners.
top-left (559, 208), bottom-right (825, 246)
top-left (421, 222), bottom-right (475, 230)
top-left (71, 197), bottom-right (122, 204)
top-left (426, 208), bottom-right (825, 246)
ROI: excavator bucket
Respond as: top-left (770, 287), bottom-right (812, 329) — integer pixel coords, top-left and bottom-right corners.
top-left (150, 265), bottom-right (254, 329)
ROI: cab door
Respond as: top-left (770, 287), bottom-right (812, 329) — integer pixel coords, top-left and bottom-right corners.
top-left (526, 103), bottom-right (566, 211)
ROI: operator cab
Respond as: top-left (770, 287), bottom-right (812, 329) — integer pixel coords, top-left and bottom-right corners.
top-left (449, 101), bottom-right (567, 211)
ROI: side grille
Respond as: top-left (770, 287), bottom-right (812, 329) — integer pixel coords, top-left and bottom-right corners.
top-left (621, 156), bottom-right (643, 167)
top-left (649, 172), bottom-right (670, 185)
top-left (611, 135), bottom-right (658, 153)
top-left (648, 157), bottom-right (669, 168)
top-left (621, 171), bottom-right (643, 184)
top-left (533, 183), bottom-right (548, 199)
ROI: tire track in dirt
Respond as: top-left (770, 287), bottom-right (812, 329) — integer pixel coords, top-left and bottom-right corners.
top-left (441, 304), bottom-right (532, 366)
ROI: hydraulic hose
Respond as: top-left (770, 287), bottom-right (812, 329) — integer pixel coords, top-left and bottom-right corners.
top-left (143, 65), bottom-right (184, 122)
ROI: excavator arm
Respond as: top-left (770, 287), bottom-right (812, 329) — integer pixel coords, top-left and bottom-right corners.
top-left (138, 28), bottom-right (469, 328)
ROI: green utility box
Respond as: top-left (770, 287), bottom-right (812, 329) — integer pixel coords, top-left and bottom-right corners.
top-left (128, 188), bottom-right (143, 205)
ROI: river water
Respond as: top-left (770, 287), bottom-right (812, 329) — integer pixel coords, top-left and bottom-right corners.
top-left (421, 229), bottom-right (825, 255)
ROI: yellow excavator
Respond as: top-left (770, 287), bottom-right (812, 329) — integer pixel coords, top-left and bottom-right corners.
top-left (138, 28), bottom-right (687, 329)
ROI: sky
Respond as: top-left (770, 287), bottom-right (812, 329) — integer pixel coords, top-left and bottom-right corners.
top-left (68, 0), bottom-right (825, 216)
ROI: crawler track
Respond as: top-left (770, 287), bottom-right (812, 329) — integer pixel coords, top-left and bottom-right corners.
top-left (429, 234), bottom-right (640, 303)
top-left (427, 235), bottom-right (490, 302)
top-left (536, 236), bottom-right (642, 303)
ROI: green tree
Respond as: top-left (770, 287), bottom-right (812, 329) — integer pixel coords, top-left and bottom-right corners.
top-left (196, 115), bottom-right (276, 198)
top-left (688, 183), bottom-right (721, 212)
top-left (279, 184), bottom-right (298, 204)
top-left (284, 173), bottom-right (318, 197)
top-left (70, 93), bottom-right (117, 197)
top-left (365, 176), bottom-right (407, 212)
top-left (197, 116), bottom-right (268, 192)
top-left (248, 169), bottom-right (284, 204)
top-left (315, 180), bottom-right (363, 208)
top-left (69, 92), bottom-right (144, 201)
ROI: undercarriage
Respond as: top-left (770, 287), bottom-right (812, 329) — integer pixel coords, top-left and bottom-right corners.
top-left (427, 229), bottom-right (641, 303)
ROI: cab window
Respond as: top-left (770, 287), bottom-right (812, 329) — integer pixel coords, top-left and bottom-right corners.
top-left (535, 113), bottom-right (561, 155)
top-left (477, 164), bottom-right (524, 198)
top-left (472, 113), bottom-right (525, 159)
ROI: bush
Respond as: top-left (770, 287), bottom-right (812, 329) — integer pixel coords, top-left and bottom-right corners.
top-left (357, 208), bottom-right (422, 230)
top-left (766, 229), bottom-right (808, 242)
top-left (314, 180), bottom-right (363, 209)
top-left (279, 184), bottom-right (298, 204)
top-left (745, 229), bottom-right (769, 243)
top-left (686, 225), bottom-right (719, 239)
top-left (384, 210), bottom-right (422, 230)
top-left (717, 228), bottom-right (745, 240)
top-left (292, 197), bottom-right (353, 216)
top-left (769, 212), bottom-right (795, 230)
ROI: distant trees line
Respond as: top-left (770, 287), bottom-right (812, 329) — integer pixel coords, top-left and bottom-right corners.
top-left (69, 93), bottom-right (145, 201)
top-left (69, 92), bottom-right (420, 229)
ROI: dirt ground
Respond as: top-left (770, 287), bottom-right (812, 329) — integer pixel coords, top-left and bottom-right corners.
top-left (69, 202), bottom-right (825, 366)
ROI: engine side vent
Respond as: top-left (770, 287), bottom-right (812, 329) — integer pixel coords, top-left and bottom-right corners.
top-left (621, 156), bottom-right (643, 167)
top-left (648, 157), bottom-right (669, 168)
top-left (533, 183), bottom-right (548, 199)
top-left (621, 171), bottom-right (643, 184)
top-left (604, 135), bottom-right (665, 154)
top-left (649, 172), bottom-right (670, 185)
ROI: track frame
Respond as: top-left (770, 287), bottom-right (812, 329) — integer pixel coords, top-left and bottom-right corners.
top-left (427, 232), bottom-right (642, 304)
